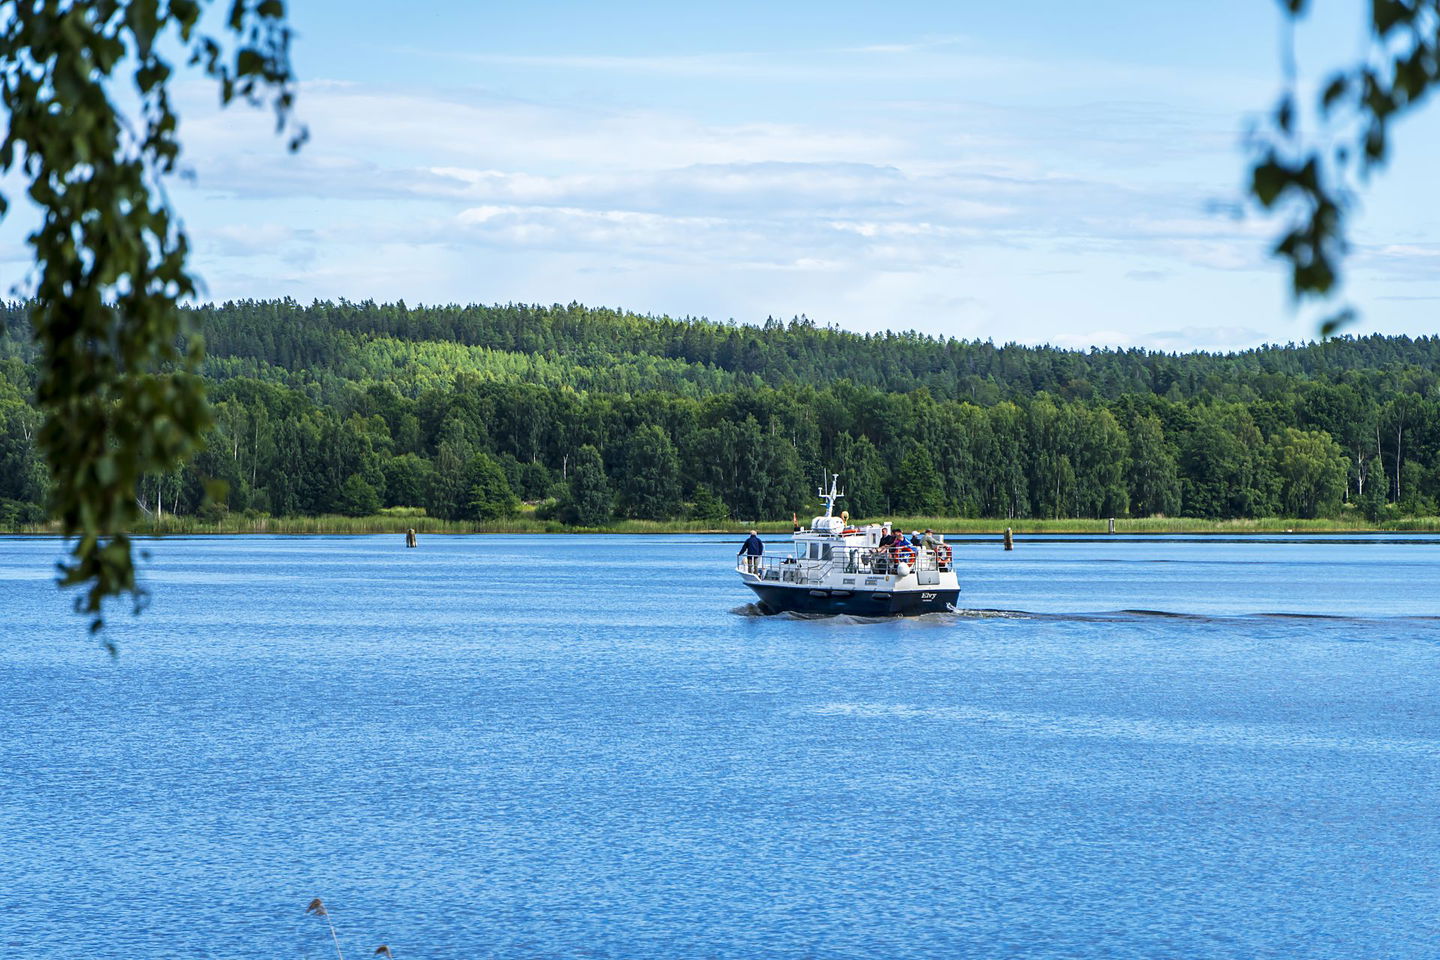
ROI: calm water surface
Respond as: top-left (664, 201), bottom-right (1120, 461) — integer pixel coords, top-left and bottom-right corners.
top-left (3, 533), bottom-right (1439, 959)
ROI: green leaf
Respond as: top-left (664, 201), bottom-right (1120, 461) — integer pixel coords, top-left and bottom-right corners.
top-left (1276, 94), bottom-right (1294, 134)
top-left (1320, 74), bottom-right (1349, 112)
top-left (1251, 157), bottom-right (1290, 207)
top-left (1319, 306), bottom-right (1357, 338)
top-left (126, 0), bottom-right (160, 56)
top-left (1371, 0), bottom-right (1411, 35)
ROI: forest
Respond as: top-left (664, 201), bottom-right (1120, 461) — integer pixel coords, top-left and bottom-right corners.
top-left (1, 299), bottom-right (1438, 529)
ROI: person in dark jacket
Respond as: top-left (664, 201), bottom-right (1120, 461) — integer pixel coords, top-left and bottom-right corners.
top-left (875, 525), bottom-right (897, 574)
top-left (739, 530), bottom-right (764, 573)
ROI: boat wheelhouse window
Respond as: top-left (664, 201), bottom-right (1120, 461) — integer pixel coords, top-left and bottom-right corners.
top-left (809, 543), bottom-right (820, 560)
top-left (822, 544), bottom-right (833, 561)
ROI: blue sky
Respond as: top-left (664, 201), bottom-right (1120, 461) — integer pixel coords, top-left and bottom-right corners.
top-left (7, 0), bottom-right (1440, 350)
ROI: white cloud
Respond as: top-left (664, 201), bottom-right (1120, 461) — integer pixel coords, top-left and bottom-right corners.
top-left (1142, 326), bottom-right (1272, 352)
top-left (1051, 325), bottom-right (1272, 353)
top-left (141, 55), bottom-right (1337, 343)
top-left (1356, 242), bottom-right (1440, 281)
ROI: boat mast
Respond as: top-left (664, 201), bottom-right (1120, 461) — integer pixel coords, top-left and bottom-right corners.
top-left (818, 473), bottom-right (843, 518)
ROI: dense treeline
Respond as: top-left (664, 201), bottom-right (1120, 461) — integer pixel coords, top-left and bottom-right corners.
top-left (1, 299), bottom-right (1437, 527)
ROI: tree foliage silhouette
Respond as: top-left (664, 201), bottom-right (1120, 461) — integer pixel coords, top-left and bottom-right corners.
top-left (0, 0), bottom-right (303, 634)
top-left (1251, 0), bottom-right (1440, 334)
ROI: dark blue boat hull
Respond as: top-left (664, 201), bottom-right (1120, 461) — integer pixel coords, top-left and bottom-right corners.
top-left (747, 583), bottom-right (958, 616)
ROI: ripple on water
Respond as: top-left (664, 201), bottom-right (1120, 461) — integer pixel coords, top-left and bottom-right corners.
top-left (5, 534), bottom-right (1440, 959)
top-left (806, 701), bottom-right (1440, 757)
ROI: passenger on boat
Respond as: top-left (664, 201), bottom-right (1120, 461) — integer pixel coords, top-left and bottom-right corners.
top-left (869, 525), bottom-right (894, 573)
top-left (739, 530), bottom-right (764, 574)
top-left (890, 536), bottom-right (917, 571)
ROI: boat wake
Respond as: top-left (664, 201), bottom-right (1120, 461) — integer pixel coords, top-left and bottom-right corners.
top-left (730, 603), bottom-right (1028, 622)
top-left (729, 603), bottom-right (901, 623)
top-left (730, 603), bottom-right (1440, 625)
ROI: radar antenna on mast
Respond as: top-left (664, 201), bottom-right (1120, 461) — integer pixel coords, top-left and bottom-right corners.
top-left (818, 473), bottom-right (844, 518)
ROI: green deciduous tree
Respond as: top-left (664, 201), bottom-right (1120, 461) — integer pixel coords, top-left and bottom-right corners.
top-left (1066, 406), bottom-right (1129, 518)
top-left (382, 453), bottom-right (433, 509)
top-left (0, 395), bottom-right (45, 505)
top-left (892, 447), bottom-right (945, 515)
top-left (1360, 454), bottom-right (1389, 521)
top-left (618, 425), bottom-right (681, 520)
top-left (689, 483), bottom-right (729, 523)
top-left (334, 473), bottom-right (380, 517)
top-left (1180, 419), bottom-right (1246, 519)
top-left (560, 445), bottom-right (612, 527)
top-left (426, 436), bottom-right (473, 521)
top-left (1270, 427), bottom-right (1348, 518)
top-left (1127, 415), bottom-right (1181, 517)
top-left (835, 432), bottom-right (888, 519)
top-left (464, 452), bottom-right (519, 521)
top-left (1399, 459), bottom-right (1437, 516)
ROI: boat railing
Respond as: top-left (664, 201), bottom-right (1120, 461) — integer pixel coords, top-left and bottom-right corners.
top-left (843, 546), bottom-right (946, 575)
top-left (738, 555), bottom-right (828, 584)
top-left (738, 545), bottom-right (950, 582)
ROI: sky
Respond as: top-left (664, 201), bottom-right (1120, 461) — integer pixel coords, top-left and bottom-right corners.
top-left (5, 0), bottom-right (1440, 351)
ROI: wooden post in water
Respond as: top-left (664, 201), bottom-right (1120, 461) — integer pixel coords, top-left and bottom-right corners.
top-left (1003, 527), bottom-right (1014, 551)
top-left (405, 528), bottom-right (417, 548)
top-left (1108, 517), bottom-right (1116, 534)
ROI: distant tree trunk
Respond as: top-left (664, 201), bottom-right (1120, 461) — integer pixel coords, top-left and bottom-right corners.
top-left (1375, 424), bottom-right (1385, 501)
top-left (1395, 423), bottom-right (1403, 502)
top-left (251, 418), bottom-right (261, 488)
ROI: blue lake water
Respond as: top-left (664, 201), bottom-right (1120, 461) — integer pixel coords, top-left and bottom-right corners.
top-left (3, 533), bottom-right (1439, 958)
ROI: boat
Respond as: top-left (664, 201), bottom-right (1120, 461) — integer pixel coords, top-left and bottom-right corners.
top-left (736, 475), bottom-right (961, 615)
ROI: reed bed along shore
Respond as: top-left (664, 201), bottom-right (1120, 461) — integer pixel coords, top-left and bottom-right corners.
top-left (8, 513), bottom-right (1440, 536)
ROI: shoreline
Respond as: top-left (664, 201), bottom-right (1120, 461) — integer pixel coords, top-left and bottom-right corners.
top-left (6, 515), bottom-right (1440, 536)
